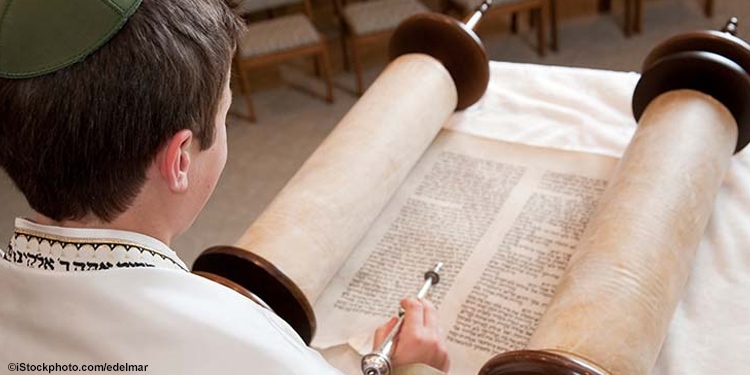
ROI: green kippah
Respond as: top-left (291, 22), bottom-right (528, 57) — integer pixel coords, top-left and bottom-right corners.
top-left (0, 0), bottom-right (142, 79)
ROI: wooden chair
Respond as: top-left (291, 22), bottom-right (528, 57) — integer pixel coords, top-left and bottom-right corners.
top-left (597, 0), bottom-right (637, 35)
top-left (598, 0), bottom-right (713, 36)
top-left (446, 0), bottom-right (558, 56)
top-left (334, 0), bottom-right (430, 95)
top-left (233, 0), bottom-right (334, 122)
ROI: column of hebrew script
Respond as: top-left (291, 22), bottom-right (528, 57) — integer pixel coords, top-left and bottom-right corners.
top-left (331, 152), bottom-right (526, 318)
top-left (312, 130), bottom-right (617, 375)
top-left (447, 172), bottom-right (607, 354)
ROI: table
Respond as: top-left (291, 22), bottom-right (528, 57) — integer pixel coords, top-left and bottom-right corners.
top-left (321, 61), bottom-right (750, 375)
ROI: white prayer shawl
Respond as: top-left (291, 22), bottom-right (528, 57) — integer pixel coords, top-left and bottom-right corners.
top-left (0, 218), bottom-right (342, 375)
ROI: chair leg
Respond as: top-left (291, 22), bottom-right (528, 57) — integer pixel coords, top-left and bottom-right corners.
top-left (511, 12), bottom-right (519, 34)
top-left (550, 0), bottom-right (558, 51)
top-left (313, 55), bottom-right (321, 77)
top-left (624, 0), bottom-right (632, 36)
top-left (350, 37), bottom-right (365, 96)
top-left (634, 0), bottom-right (642, 34)
top-left (318, 46), bottom-right (335, 103)
top-left (537, 6), bottom-right (546, 57)
top-left (598, 0), bottom-right (611, 13)
top-left (234, 61), bottom-right (257, 122)
top-left (340, 30), bottom-right (351, 72)
top-left (705, 0), bottom-right (713, 17)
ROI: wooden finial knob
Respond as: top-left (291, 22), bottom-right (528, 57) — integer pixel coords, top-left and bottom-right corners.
top-left (388, 12), bottom-right (490, 110)
top-left (633, 18), bottom-right (750, 153)
top-left (479, 350), bottom-right (608, 375)
top-left (193, 246), bottom-right (317, 344)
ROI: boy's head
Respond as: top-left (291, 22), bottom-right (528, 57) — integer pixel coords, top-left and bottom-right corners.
top-left (0, 0), bottom-right (243, 225)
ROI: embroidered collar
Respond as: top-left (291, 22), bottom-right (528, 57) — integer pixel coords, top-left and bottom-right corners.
top-left (2, 218), bottom-right (188, 272)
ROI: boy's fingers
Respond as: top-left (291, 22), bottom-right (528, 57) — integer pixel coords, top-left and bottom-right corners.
top-left (373, 317), bottom-right (398, 350)
top-left (400, 298), bottom-right (424, 332)
top-left (422, 299), bottom-right (439, 330)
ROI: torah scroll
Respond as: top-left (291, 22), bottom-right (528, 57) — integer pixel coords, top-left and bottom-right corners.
top-left (480, 19), bottom-right (750, 375)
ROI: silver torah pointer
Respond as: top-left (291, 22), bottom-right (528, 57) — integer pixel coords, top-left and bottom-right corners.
top-left (361, 262), bottom-right (443, 375)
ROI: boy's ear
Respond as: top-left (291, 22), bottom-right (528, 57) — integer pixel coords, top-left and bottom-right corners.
top-left (159, 129), bottom-right (194, 193)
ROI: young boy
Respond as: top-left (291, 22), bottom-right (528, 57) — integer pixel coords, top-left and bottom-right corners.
top-left (0, 0), bottom-right (448, 373)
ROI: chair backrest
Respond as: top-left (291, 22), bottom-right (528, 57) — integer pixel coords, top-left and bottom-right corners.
top-left (234, 0), bottom-right (304, 14)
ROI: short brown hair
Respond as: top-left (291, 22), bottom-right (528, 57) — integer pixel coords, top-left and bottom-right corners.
top-left (0, 0), bottom-right (243, 222)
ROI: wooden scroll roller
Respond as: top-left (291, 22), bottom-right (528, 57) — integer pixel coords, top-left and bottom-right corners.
top-left (192, 2), bottom-right (492, 344)
top-left (479, 18), bottom-right (750, 375)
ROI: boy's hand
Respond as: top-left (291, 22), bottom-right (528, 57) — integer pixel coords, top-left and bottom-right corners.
top-left (373, 298), bottom-right (450, 372)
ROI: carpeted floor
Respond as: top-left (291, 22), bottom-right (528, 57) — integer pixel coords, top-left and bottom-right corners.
top-left (2, 0), bottom-right (749, 265)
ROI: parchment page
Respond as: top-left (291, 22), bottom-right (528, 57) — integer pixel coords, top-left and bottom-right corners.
top-left (312, 130), bottom-right (617, 374)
